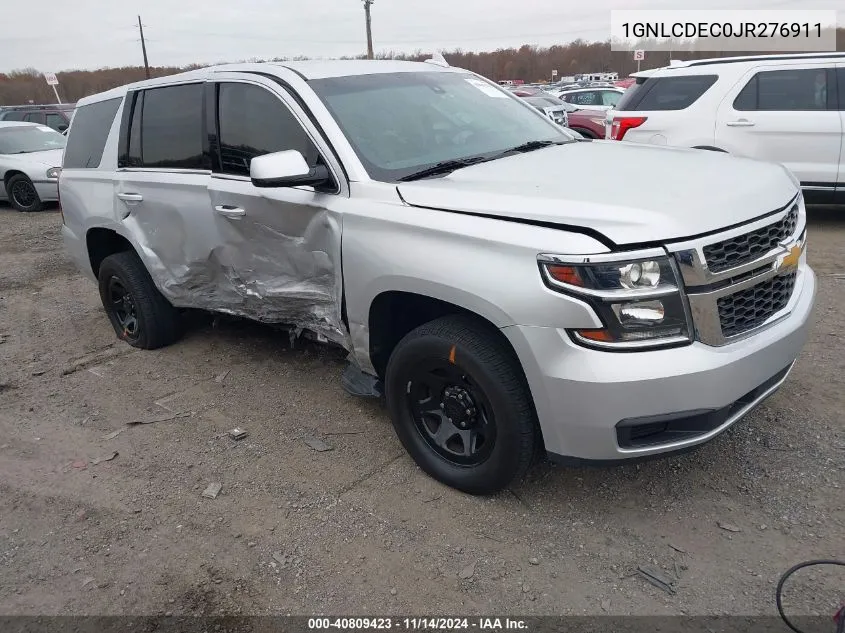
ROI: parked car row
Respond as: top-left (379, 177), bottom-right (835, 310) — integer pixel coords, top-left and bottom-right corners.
top-left (0, 121), bottom-right (65, 211)
top-left (512, 88), bottom-right (617, 139)
top-left (0, 103), bottom-right (75, 132)
top-left (606, 52), bottom-right (845, 204)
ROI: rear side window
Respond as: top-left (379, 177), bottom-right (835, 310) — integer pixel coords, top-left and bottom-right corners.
top-left (45, 112), bottom-right (67, 131)
top-left (63, 98), bottom-right (121, 168)
top-left (733, 68), bottom-right (835, 111)
top-left (615, 75), bottom-right (717, 111)
top-left (216, 82), bottom-right (318, 176)
top-left (565, 91), bottom-right (600, 106)
top-left (24, 112), bottom-right (45, 124)
top-left (128, 83), bottom-right (204, 169)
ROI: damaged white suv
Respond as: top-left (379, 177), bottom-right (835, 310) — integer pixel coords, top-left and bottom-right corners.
top-left (61, 60), bottom-right (815, 494)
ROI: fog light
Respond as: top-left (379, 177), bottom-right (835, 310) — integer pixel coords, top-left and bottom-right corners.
top-left (613, 300), bottom-right (665, 325)
top-left (619, 260), bottom-right (660, 289)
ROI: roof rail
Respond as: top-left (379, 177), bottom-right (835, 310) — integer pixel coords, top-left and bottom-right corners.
top-left (0, 103), bottom-right (75, 110)
top-left (683, 51), bottom-right (845, 67)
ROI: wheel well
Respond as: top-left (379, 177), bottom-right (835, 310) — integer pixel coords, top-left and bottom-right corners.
top-left (367, 291), bottom-right (545, 453)
top-left (570, 127), bottom-right (598, 139)
top-left (3, 170), bottom-right (26, 187)
top-left (86, 228), bottom-right (134, 278)
top-left (368, 291), bottom-right (516, 378)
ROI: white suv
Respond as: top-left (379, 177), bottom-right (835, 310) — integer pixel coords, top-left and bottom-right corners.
top-left (606, 52), bottom-right (845, 205)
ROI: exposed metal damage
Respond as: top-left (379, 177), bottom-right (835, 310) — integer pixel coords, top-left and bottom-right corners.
top-left (123, 205), bottom-right (350, 350)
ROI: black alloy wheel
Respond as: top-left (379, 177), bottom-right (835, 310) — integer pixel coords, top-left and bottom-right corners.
top-left (385, 315), bottom-right (538, 495)
top-left (407, 361), bottom-right (497, 466)
top-left (106, 276), bottom-right (140, 342)
top-left (7, 174), bottom-right (43, 212)
top-left (97, 251), bottom-right (183, 350)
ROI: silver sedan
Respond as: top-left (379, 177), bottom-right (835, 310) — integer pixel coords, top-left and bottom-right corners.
top-left (0, 121), bottom-right (65, 212)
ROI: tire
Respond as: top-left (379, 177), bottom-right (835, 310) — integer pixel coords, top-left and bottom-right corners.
top-left (97, 251), bottom-right (183, 349)
top-left (6, 174), bottom-right (43, 212)
top-left (385, 315), bottom-right (538, 495)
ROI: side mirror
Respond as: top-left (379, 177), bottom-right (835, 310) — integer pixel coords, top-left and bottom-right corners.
top-left (250, 150), bottom-right (331, 189)
top-left (57, 124), bottom-right (68, 132)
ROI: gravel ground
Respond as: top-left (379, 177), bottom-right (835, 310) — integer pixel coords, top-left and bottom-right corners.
top-left (0, 202), bottom-right (842, 619)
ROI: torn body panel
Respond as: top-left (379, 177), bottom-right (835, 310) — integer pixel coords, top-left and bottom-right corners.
top-left (118, 170), bottom-right (348, 349)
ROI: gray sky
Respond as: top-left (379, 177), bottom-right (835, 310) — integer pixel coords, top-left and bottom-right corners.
top-left (1, 0), bottom-right (840, 73)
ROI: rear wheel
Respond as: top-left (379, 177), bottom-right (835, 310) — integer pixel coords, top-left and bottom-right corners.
top-left (6, 174), bottom-right (43, 212)
top-left (385, 315), bottom-right (538, 495)
top-left (97, 251), bottom-right (183, 349)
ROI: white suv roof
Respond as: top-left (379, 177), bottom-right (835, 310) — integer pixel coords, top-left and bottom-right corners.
top-left (608, 51), bottom-right (845, 203)
top-left (635, 51), bottom-right (845, 77)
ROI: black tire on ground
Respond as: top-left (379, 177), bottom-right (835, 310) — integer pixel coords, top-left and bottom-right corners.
top-left (6, 174), bottom-right (43, 212)
top-left (385, 315), bottom-right (538, 495)
top-left (97, 251), bottom-right (183, 350)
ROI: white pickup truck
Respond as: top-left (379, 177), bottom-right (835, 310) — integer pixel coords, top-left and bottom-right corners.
top-left (60, 59), bottom-right (815, 494)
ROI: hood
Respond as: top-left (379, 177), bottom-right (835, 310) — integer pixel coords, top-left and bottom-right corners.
top-left (1, 148), bottom-right (64, 169)
top-left (396, 141), bottom-right (798, 246)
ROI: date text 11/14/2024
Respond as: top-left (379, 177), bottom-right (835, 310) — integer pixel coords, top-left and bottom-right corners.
top-left (307, 618), bottom-right (528, 630)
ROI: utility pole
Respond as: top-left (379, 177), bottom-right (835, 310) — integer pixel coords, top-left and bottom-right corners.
top-left (363, 0), bottom-right (374, 60)
top-left (138, 15), bottom-right (150, 78)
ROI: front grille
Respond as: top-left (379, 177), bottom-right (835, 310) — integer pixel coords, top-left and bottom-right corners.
top-left (717, 272), bottom-right (796, 338)
top-left (549, 112), bottom-right (567, 126)
top-left (703, 205), bottom-right (799, 273)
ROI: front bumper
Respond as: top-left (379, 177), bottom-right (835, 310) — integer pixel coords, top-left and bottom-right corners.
top-left (33, 179), bottom-right (59, 202)
top-left (504, 264), bottom-right (816, 462)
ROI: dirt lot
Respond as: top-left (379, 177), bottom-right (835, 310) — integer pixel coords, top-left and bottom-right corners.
top-left (0, 202), bottom-right (842, 619)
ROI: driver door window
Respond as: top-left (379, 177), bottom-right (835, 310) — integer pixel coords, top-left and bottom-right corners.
top-left (215, 82), bottom-right (319, 176)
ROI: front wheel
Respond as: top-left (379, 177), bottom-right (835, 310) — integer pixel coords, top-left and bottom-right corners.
top-left (6, 174), bottom-right (43, 212)
top-left (385, 316), bottom-right (538, 495)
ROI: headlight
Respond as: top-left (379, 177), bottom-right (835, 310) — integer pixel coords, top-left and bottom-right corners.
top-left (46, 167), bottom-right (61, 179)
top-left (539, 251), bottom-right (692, 350)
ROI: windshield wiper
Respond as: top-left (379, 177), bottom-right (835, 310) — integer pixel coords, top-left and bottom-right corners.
top-left (494, 139), bottom-right (570, 156)
top-left (397, 139), bottom-right (571, 182)
top-left (397, 156), bottom-right (489, 182)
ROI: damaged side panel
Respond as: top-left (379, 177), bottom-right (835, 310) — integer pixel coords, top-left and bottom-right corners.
top-left (118, 169), bottom-right (347, 349)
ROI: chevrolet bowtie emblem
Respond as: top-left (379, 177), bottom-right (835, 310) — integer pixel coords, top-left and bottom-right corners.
top-left (777, 243), bottom-right (803, 273)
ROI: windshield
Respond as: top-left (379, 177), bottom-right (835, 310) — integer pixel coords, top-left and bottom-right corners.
top-left (0, 125), bottom-right (66, 154)
top-left (309, 71), bottom-right (573, 182)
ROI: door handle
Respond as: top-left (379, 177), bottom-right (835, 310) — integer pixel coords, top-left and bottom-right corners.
top-left (726, 119), bottom-right (755, 127)
top-left (214, 205), bottom-right (246, 218)
top-left (117, 192), bottom-right (143, 202)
